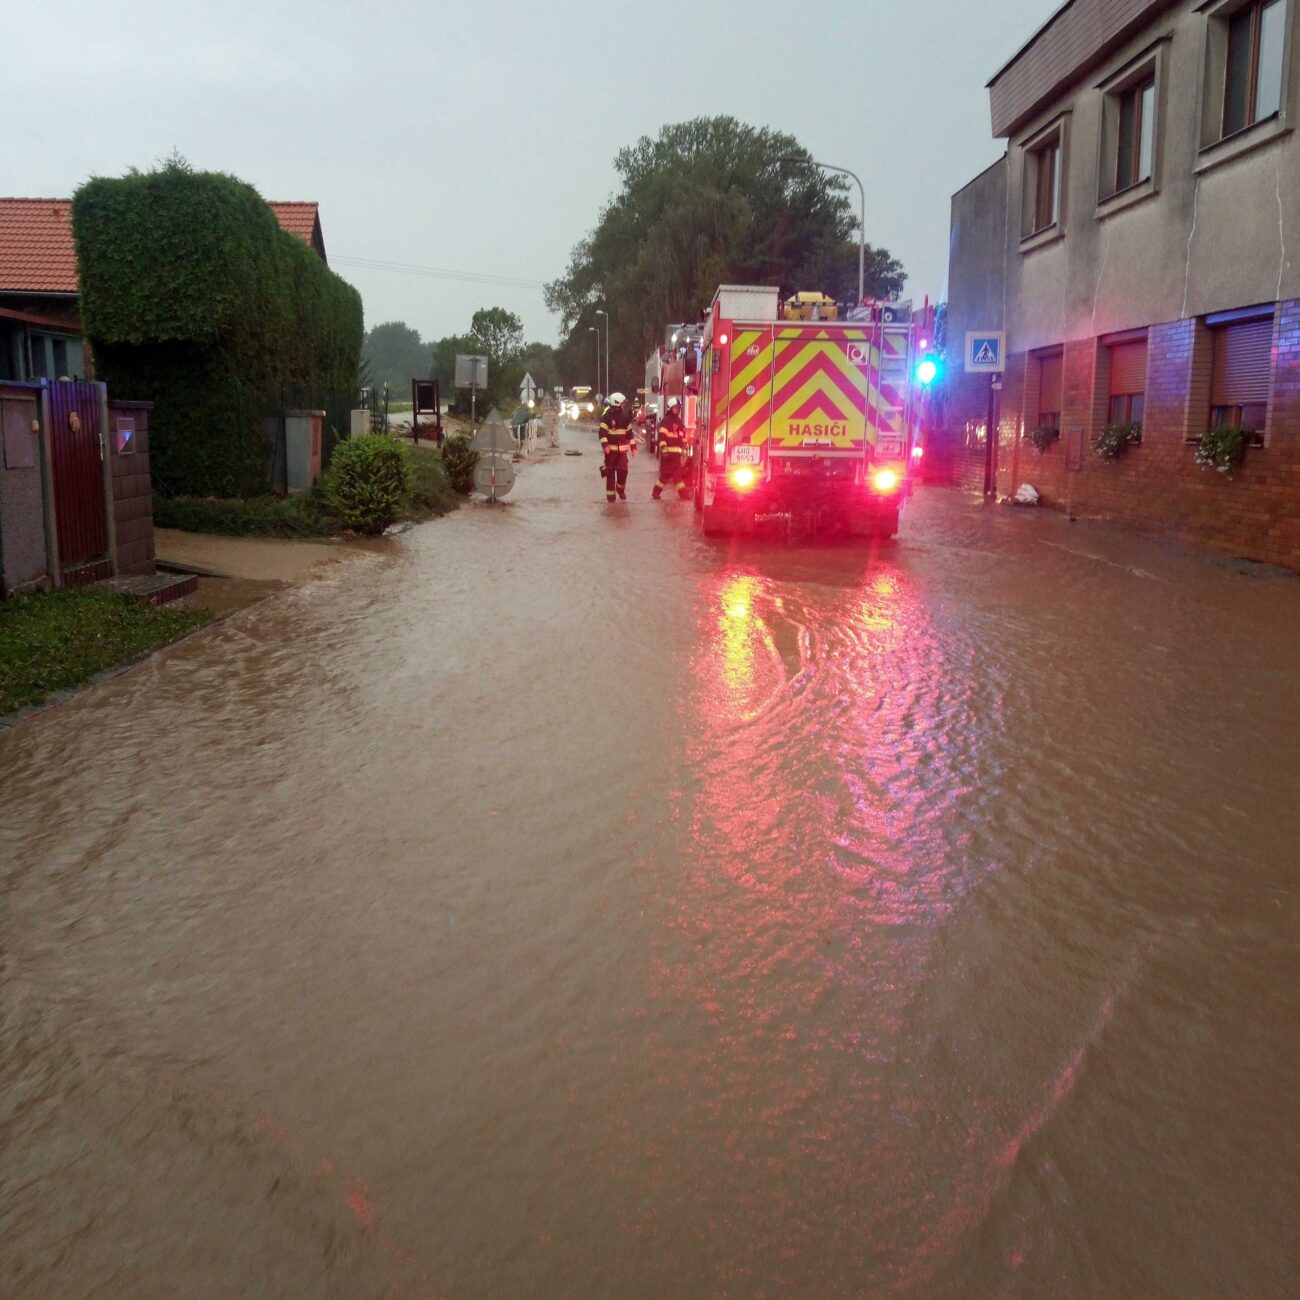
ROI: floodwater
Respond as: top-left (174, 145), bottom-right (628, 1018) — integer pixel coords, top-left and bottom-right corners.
top-left (3, 423), bottom-right (1298, 1298)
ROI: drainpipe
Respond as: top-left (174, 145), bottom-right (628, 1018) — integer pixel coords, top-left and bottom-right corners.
top-left (36, 383), bottom-right (60, 588)
top-left (98, 382), bottom-right (118, 575)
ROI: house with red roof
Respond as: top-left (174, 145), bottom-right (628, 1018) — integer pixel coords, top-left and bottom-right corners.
top-left (0, 198), bottom-right (326, 383)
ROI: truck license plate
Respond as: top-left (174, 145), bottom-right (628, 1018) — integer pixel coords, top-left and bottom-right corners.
top-left (730, 445), bottom-right (761, 464)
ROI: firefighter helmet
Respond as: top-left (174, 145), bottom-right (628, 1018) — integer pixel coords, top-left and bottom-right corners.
top-left (666, 397), bottom-right (681, 411)
top-left (608, 391), bottom-right (626, 404)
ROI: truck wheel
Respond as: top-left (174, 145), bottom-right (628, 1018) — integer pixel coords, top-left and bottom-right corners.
top-left (701, 502), bottom-right (728, 537)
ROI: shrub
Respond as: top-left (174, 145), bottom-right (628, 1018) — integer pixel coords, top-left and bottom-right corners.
top-left (1025, 425), bottom-right (1060, 453)
top-left (1093, 420), bottom-right (1141, 460)
top-left (408, 446), bottom-right (459, 517)
top-left (1195, 425), bottom-right (1251, 474)
top-left (440, 435), bottom-right (479, 494)
top-left (323, 434), bottom-right (413, 534)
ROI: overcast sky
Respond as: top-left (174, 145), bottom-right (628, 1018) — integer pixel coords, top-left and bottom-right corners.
top-left (2, 0), bottom-right (1054, 345)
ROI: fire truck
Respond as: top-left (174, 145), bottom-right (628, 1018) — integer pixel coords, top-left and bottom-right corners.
top-left (693, 285), bottom-right (921, 539)
top-left (646, 323), bottom-right (704, 432)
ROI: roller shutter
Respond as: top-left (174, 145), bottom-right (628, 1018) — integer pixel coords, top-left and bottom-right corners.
top-left (1109, 339), bottom-right (1148, 395)
top-left (1211, 318), bottom-right (1272, 405)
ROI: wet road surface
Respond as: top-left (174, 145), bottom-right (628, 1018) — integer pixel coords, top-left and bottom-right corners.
top-left (3, 421), bottom-right (1299, 1298)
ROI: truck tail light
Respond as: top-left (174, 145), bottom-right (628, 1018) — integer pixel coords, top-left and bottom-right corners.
top-left (730, 466), bottom-right (757, 489)
top-left (871, 468), bottom-right (900, 493)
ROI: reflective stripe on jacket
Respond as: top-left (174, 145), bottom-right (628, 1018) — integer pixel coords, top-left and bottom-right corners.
top-left (658, 413), bottom-right (688, 455)
top-left (600, 407), bottom-right (635, 452)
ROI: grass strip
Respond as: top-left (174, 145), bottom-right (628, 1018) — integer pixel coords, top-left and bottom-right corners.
top-left (0, 589), bottom-right (210, 715)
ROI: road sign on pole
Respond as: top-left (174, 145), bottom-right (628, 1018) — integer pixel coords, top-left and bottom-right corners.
top-left (519, 371), bottom-right (538, 404)
top-left (964, 331), bottom-right (1006, 373)
top-left (455, 354), bottom-right (489, 429)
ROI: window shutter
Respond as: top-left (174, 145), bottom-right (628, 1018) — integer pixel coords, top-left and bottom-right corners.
top-left (1211, 318), bottom-right (1272, 405)
top-left (1038, 352), bottom-right (1063, 413)
top-left (1109, 339), bottom-right (1148, 395)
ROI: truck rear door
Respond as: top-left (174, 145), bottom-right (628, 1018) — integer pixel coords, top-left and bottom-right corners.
top-left (766, 327), bottom-right (869, 456)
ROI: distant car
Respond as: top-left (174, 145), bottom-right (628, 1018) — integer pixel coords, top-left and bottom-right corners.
top-left (567, 387), bottom-right (596, 419)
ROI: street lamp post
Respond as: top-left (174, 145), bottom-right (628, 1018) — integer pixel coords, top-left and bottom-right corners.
top-left (776, 155), bottom-right (866, 308)
top-left (595, 308), bottom-right (609, 396)
top-left (587, 324), bottom-right (601, 395)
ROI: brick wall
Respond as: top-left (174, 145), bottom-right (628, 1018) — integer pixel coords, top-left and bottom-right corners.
top-left (107, 400), bottom-right (156, 576)
top-left (932, 366), bottom-right (996, 492)
top-left (988, 302), bottom-right (1300, 568)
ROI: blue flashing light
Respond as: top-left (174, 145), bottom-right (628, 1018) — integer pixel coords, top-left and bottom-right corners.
top-left (915, 356), bottom-right (941, 386)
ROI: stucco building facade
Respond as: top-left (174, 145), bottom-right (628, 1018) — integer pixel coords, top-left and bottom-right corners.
top-left (944, 0), bottom-right (1300, 567)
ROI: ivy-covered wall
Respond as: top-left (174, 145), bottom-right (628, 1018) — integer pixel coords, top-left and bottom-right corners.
top-left (73, 161), bottom-right (362, 496)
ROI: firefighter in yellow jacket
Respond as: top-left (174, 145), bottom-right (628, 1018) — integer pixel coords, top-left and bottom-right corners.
top-left (599, 392), bottom-right (635, 501)
top-left (652, 398), bottom-right (690, 500)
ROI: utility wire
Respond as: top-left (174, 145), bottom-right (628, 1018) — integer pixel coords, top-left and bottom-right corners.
top-left (333, 254), bottom-right (546, 290)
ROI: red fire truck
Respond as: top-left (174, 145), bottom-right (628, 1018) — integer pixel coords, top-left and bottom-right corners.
top-left (646, 323), bottom-right (704, 436)
top-left (693, 285), bottom-right (921, 539)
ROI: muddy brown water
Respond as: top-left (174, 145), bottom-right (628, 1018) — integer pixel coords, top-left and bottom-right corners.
top-left (3, 428), bottom-right (1298, 1298)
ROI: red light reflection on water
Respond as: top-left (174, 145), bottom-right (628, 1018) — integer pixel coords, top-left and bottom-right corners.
top-left (639, 556), bottom-right (1044, 1290)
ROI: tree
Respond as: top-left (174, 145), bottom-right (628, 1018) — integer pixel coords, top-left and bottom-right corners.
top-left (428, 310), bottom-right (530, 416)
top-left (469, 307), bottom-right (524, 364)
top-left (363, 321), bottom-right (430, 392)
top-left (431, 332), bottom-right (477, 394)
top-left (546, 116), bottom-right (906, 392)
top-left (518, 341), bottom-right (561, 390)
top-left (467, 307), bottom-right (524, 408)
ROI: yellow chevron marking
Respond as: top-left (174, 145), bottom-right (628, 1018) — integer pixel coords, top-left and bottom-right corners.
top-left (729, 335), bottom-right (773, 397)
top-left (766, 340), bottom-right (869, 449)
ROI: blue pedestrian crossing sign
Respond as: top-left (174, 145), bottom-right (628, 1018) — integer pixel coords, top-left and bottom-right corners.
top-left (965, 331), bottom-right (1006, 374)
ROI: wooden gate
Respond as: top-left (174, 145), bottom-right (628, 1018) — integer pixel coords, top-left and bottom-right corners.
top-left (47, 380), bottom-right (111, 582)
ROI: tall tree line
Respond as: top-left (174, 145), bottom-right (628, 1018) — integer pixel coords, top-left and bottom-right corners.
top-left (546, 116), bottom-right (906, 394)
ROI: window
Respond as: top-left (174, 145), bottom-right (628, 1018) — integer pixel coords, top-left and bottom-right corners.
top-left (1029, 136), bottom-right (1061, 234)
top-left (1107, 336), bottom-right (1148, 429)
top-left (1021, 117), bottom-right (1070, 242)
top-left (1098, 49), bottom-right (1167, 206)
top-left (1116, 78), bottom-right (1156, 191)
top-left (1206, 0), bottom-right (1289, 148)
top-left (27, 334), bottom-right (50, 379)
top-left (1037, 350), bottom-right (1063, 431)
top-left (1219, 0), bottom-right (1287, 137)
top-left (1209, 315), bottom-right (1272, 439)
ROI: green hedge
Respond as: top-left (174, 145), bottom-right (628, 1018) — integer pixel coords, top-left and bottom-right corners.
top-left (152, 492), bottom-right (336, 537)
top-left (73, 159), bottom-right (362, 497)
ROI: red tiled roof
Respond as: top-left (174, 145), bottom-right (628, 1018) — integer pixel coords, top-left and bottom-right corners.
top-left (267, 201), bottom-right (319, 243)
top-left (0, 197), bottom-right (324, 293)
top-left (0, 199), bottom-right (78, 293)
